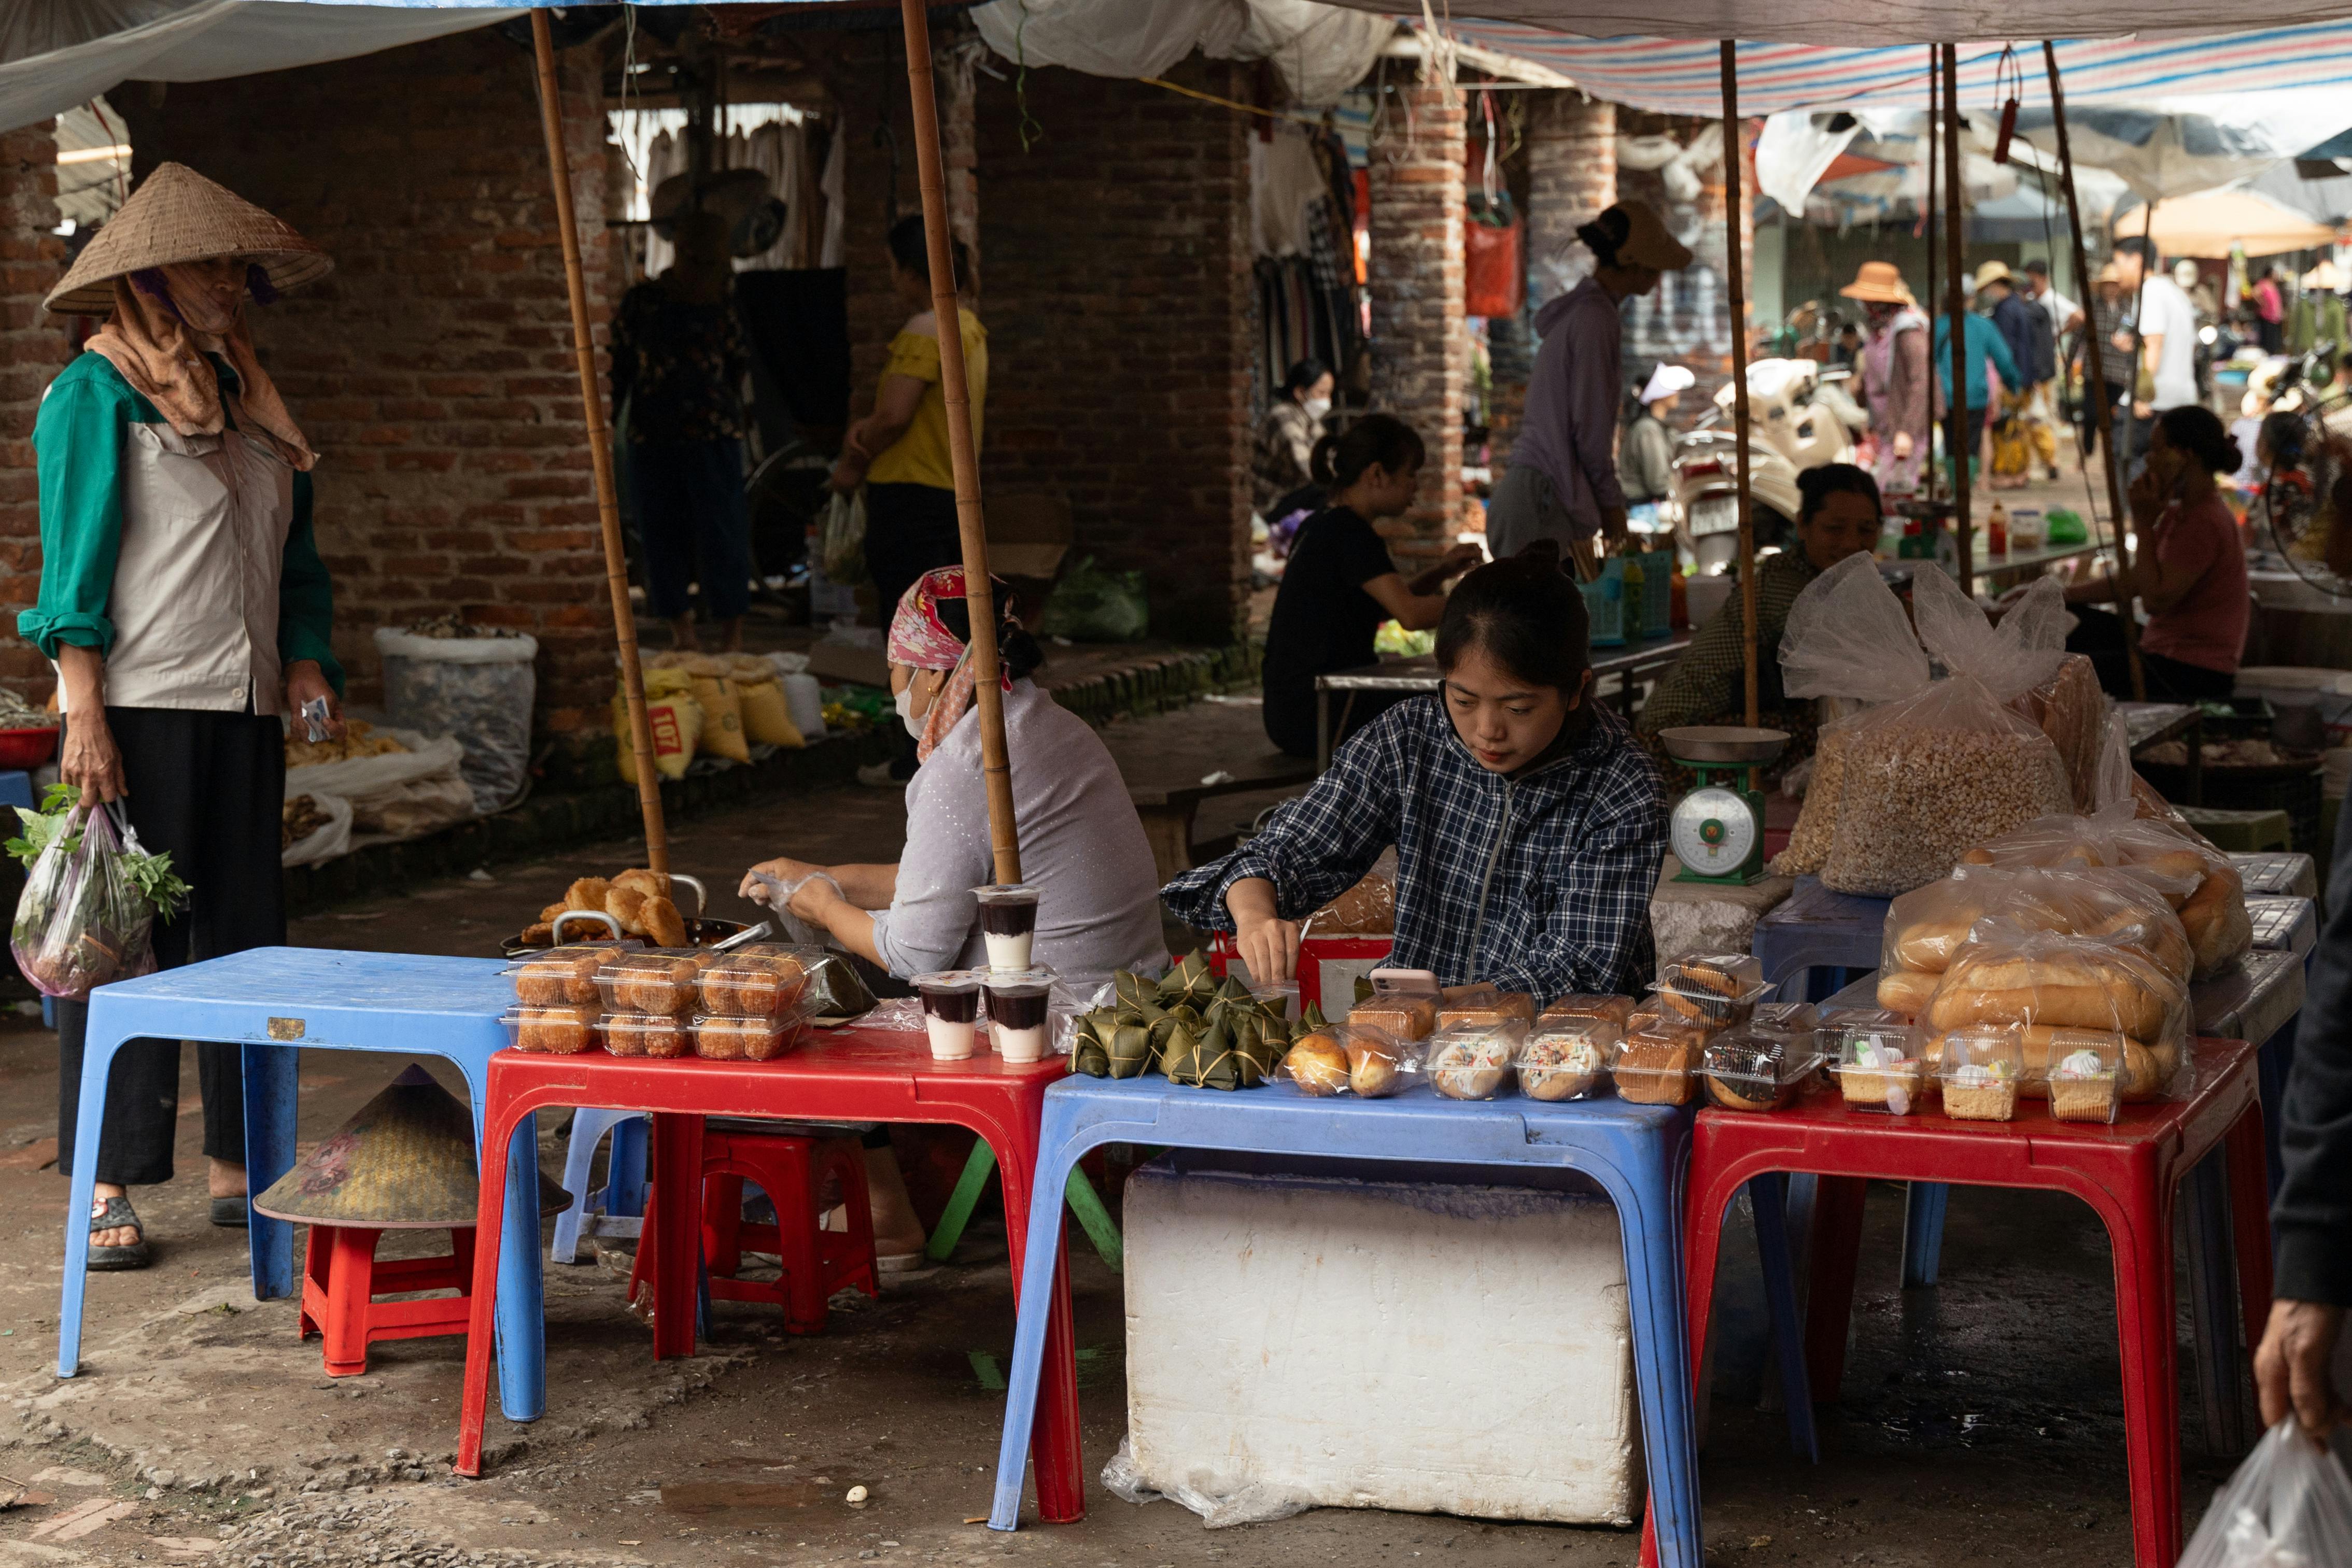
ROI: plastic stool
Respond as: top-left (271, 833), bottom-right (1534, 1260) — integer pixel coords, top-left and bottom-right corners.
top-left (926, 1140), bottom-right (1124, 1272)
top-left (630, 1128), bottom-right (879, 1337)
top-left (702, 1130), bottom-right (879, 1333)
top-left (2176, 806), bottom-right (2292, 853)
top-left (552, 1109), bottom-right (650, 1263)
top-left (299, 1222), bottom-right (475, 1378)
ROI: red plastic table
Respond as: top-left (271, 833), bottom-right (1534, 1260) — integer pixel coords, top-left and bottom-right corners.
top-left (451, 1028), bottom-right (1083, 1522)
top-left (1643, 1039), bottom-right (2269, 1568)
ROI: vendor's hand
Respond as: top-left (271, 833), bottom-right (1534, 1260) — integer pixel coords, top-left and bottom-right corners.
top-left (2256, 1300), bottom-right (2348, 1442)
top-left (1234, 911), bottom-right (1302, 987)
top-left (1893, 432), bottom-right (1913, 460)
top-left (1438, 542), bottom-right (1484, 577)
top-left (1599, 506), bottom-right (1630, 546)
top-left (827, 459), bottom-right (865, 496)
top-left (740, 855), bottom-right (826, 907)
top-left (2126, 463), bottom-right (2164, 526)
top-left (284, 661), bottom-right (344, 742)
top-left (2112, 330), bottom-right (2134, 355)
top-left (2132, 400), bottom-right (2153, 421)
top-left (60, 710), bottom-right (125, 808)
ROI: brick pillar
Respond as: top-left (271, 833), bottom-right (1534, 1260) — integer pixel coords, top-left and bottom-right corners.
top-left (0, 125), bottom-right (73, 698)
top-left (1367, 76), bottom-right (1466, 566)
top-left (1528, 95), bottom-right (1615, 307)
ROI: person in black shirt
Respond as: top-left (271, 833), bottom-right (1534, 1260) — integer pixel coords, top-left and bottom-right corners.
top-left (1261, 415), bottom-right (1481, 758)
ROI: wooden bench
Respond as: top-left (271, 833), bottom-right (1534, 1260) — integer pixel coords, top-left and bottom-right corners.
top-left (1128, 752), bottom-right (1317, 884)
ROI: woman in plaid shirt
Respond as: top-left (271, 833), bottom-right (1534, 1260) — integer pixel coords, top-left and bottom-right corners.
top-left (1164, 549), bottom-right (1668, 999)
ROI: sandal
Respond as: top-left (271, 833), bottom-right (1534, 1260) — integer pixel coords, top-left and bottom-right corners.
top-left (210, 1196), bottom-right (248, 1228)
top-left (87, 1195), bottom-right (152, 1272)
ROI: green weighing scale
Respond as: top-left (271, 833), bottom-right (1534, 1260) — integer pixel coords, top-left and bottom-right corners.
top-left (1658, 726), bottom-right (1788, 886)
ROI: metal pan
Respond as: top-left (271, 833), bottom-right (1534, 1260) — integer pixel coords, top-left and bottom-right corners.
top-left (499, 873), bottom-right (750, 956)
top-left (1657, 726), bottom-right (1791, 766)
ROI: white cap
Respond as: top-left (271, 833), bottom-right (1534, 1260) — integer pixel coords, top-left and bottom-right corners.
top-left (1640, 364), bottom-right (1696, 406)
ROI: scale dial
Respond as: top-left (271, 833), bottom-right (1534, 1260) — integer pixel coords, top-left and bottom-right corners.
top-left (1670, 785), bottom-right (1758, 874)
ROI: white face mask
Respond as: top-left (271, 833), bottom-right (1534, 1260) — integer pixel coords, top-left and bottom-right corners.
top-left (895, 681), bottom-right (924, 739)
top-left (1301, 396), bottom-right (1332, 421)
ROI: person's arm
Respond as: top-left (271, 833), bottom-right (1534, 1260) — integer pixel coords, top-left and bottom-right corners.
top-left (22, 370), bottom-right (130, 804)
top-left (277, 470), bottom-right (346, 736)
top-left (1565, 309), bottom-right (1628, 535)
top-left (2259, 807), bottom-right (2352, 1438)
top-left (864, 760), bottom-right (995, 978)
top-left (1363, 543), bottom-right (1482, 631)
top-left (1891, 324), bottom-right (1928, 455)
top-left (1984, 317), bottom-right (2022, 397)
top-left (1633, 600), bottom-right (1743, 737)
top-left (1159, 715), bottom-right (1406, 979)
top-left (1481, 752), bottom-right (1669, 999)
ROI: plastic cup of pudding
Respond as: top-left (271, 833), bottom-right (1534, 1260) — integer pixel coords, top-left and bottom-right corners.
top-left (915, 970), bottom-right (983, 1060)
top-left (982, 967), bottom-right (1056, 1064)
top-left (974, 883), bottom-right (1041, 972)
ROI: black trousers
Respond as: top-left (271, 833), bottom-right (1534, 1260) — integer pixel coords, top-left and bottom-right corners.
top-left (56, 708), bottom-right (285, 1187)
top-left (2066, 605), bottom-right (2237, 703)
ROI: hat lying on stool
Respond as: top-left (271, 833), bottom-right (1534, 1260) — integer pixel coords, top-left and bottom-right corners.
top-left (254, 1065), bottom-right (565, 1229)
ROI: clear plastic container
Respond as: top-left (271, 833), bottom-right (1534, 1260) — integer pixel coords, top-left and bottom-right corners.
top-left (691, 1012), bottom-right (807, 1062)
top-left (1516, 1022), bottom-right (1618, 1102)
top-left (974, 883), bottom-right (1041, 973)
top-left (502, 1002), bottom-right (600, 1055)
top-left (914, 970), bottom-right (983, 1061)
top-left (1427, 1022), bottom-right (1524, 1100)
top-left (1437, 985), bottom-right (1536, 1032)
top-left (1247, 979), bottom-right (1301, 1024)
top-left (1540, 993), bottom-right (1638, 1027)
top-left (1829, 1020), bottom-right (1928, 1114)
top-left (1651, 955), bottom-right (1770, 1029)
top-left (596, 949), bottom-right (715, 1017)
top-left (1349, 969), bottom-right (1440, 1040)
top-left (2046, 1035), bottom-right (2124, 1124)
top-left (1936, 1026), bottom-right (2025, 1121)
top-left (603, 1011), bottom-right (690, 1060)
top-left (1613, 1027), bottom-right (1704, 1106)
top-left (981, 967), bottom-right (1056, 1065)
top-left (697, 948), bottom-right (815, 1018)
top-left (1702, 1030), bottom-right (1823, 1113)
top-left (506, 942), bottom-right (630, 1007)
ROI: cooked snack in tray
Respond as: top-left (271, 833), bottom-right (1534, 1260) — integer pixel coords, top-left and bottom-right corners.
top-left (1654, 955), bottom-right (1764, 1027)
top-left (1345, 1030), bottom-right (1414, 1098)
top-left (1436, 986), bottom-right (1537, 1030)
top-left (1830, 1021), bottom-right (1927, 1114)
top-left (1349, 996), bottom-right (1436, 1042)
top-left (509, 1003), bottom-right (599, 1055)
top-left (1874, 967), bottom-right (1939, 1016)
top-left (1516, 1025), bottom-right (1614, 1102)
top-left (1922, 942), bottom-right (2175, 1042)
top-left (693, 1013), bottom-right (805, 1062)
top-left (1934, 1026), bottom-right (2024, 1121)
top-left (1613, 1032), bottom-right (1700, 1107)
top-left (599, 950), bottom-right (711, 1016)
top-left (698, 949), bottom-right (812, 1018)
top-left (1702, 1033), bottom-right (1814, 1113)
top-left (603, 1012), bottom-right (688, 1059)
top-left (2047, 1042), bottom-right (2123, 1123)
top-left (1540, 993), bottom-right (1637, 1026)
top-left (512, 943), bottom-right (625, 1007)
top-left (1428, 1026), bottom-right (1518, 1100)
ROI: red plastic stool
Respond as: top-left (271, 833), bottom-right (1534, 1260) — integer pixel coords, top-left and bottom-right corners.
top-left (629, 1128), bottom-right (879, 1337)
top-left (298, 1223), bottom-right (476, 1378)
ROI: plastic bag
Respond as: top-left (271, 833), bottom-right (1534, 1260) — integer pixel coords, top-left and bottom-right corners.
top-left (1881, 865), bottom-right (2192, 982)
top-left (374, 628), bottom-right (539, 814)
top-left (820, 488), bottom-right (868, 586)
top-left (280, 789), bottom-right (354, 868)
top-left (1920, 920), bottom-right (2193, 1100)
top-left (1039, 556), bottom-right (1150, 643)
top-left (2178, 1420), bottom-right (2352, 1568)
top-left (743, 868), bottom-right (846, 950)
top-left (1772, 554), bottom-right (1935, 875)
top-left (2012, 655), bottom-right (2107, 812)
top-left (10, 802), bottom-right (162, 999)
top-left (1959, 804), bottom-right (2250, 978)
top-left (613, 671), bottom-right (701, 786)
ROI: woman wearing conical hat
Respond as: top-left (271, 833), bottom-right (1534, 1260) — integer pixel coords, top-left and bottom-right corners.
top-left (1839, 260), bottom-right (1930, 496)
top-left (23, 163), bottom-right (342, 1270)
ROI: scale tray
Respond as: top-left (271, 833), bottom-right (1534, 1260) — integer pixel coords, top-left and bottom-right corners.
top-left (1658, 725), bottom-right (1790, 765)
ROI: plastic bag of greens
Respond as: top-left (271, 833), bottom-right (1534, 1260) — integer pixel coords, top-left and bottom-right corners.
top-left (820, 489), bottom-right (869, 586)
top-left (7, 789), bottom-right (189, 999)
top-left (1039, 557), bottom-right (1149, 643)
top-left (2179, 1420), bottom-right (2352, 1568)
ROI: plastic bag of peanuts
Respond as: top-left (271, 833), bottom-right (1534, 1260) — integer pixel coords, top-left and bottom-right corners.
top-left (1771, 554), bottom-right (1935, 877)
top-left (1812, 569), bottom-right (2074, 896)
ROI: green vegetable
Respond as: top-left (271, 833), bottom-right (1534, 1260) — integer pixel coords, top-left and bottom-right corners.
top-left (8, 784), bottom-right (190, 919)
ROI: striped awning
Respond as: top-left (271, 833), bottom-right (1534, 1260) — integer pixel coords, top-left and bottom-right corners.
top-left (1434, 20), bottom-right (2352, 117)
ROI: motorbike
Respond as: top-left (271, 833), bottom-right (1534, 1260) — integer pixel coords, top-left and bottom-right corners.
top-left (1666, 358), bottom-right (1867, 574)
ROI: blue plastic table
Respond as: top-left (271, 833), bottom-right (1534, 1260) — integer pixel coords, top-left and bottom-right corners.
top-left (985, 1075), bottom-right (1709, 1567)
top-left (57, 948), bottom-right (547, 1420)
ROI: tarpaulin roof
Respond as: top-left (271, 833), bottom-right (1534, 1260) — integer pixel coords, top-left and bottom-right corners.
top-left (1425, 20), bottom-right (2352, 116)
top-left (2131, 186), bottom-right (2342, 255)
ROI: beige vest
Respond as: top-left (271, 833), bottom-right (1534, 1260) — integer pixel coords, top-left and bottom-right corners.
top-left (78, 421), bottom-right (293, 715)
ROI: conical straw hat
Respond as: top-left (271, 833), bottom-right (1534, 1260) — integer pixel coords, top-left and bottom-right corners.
top-left (253, 1065), bottom-right (564, 1230)
top-left (45, 161), bottom-right (331, 317)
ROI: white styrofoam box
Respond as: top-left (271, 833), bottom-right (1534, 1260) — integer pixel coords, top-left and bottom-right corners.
top-left (1122, 1160), bottom-right (1642, 1527)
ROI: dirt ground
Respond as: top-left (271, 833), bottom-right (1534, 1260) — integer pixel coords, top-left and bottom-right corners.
top-left (0, 700), bottom-right (2247, 1566)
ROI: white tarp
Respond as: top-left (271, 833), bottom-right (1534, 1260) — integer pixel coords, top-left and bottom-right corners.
top-left (969, 0), bottom-right (1395, 107)
top-left (0, 2), bottom-right (496, 136)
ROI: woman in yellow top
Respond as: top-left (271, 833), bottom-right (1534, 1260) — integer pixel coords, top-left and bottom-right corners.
top-left (830, 215), bottom-right (988, 624)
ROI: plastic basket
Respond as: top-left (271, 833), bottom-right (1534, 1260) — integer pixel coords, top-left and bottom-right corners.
top-left (1581, 558), bottom-right (1628, 647)
top-left (1639, 548), bottom-right (1676, 639)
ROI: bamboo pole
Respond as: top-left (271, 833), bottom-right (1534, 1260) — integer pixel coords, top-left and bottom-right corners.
top-left (532, 9), bottom-right (668, 878)
top-left (1940, 44), bottom-right (1974, 596)
top-left (2043, 41), bottom-right (2145, 701)
top-left (1720, 41), bottom-right (1758, 729)
top-left (900, 0), bottom-right (1022, 885)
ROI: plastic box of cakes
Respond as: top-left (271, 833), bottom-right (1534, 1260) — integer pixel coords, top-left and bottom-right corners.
top-left (499, 941), bottom-right (821, 1061)
top-left (1935, 1025), bottom-right (2025, 1122)
top-left (1700, 1027), bottom-right (1825, 1113)
top-left (1515, 1019), bottom-right (1619, 1101)
top-left (1827, 1018), bottom-right (1930, 1114)
top-left (1426, 1021), bottom-right (1525, 1100)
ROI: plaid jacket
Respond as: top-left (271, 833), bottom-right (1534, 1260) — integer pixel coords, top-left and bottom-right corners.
top-left (1163, 696), bottom-right (1668, 999)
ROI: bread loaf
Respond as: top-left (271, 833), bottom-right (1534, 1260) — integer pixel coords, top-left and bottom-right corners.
top-left (1875, 967), bottom-right (1940, 1016)
top-left (1923, 949), bottom-right (2171, 1041)
top-left (2180, 863), bottom-right (2252, 978)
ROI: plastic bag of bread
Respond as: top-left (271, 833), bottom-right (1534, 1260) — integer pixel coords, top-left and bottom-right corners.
top-left (2010, 654), bottom-right (2107, 812)
top-left (1957, 807), bottom-right (2249, 978)
top-left (1427, 1022), bottom-right (1524, 1100)
top-left (1278, 1022), bottom-right (1422, 1097)
top-left (1921, 921), bottom-right (2193, 1100)
top-left (1770, 554), bottom-right (1935, 876)
top-left (1881, 865), bottom-right (2192, 983)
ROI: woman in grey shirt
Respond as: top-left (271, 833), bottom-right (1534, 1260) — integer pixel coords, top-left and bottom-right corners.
top-left (745, 568), bottom-right (1166, 991)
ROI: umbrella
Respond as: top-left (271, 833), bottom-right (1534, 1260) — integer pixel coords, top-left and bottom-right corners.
top-left (2129, 188), bottom-right (2341, 257)
top-left (2005, 105), bottom-right (2288, 202)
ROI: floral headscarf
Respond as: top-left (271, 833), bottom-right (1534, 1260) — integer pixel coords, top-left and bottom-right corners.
top-left (887, 566), bottom-right (1016, 764)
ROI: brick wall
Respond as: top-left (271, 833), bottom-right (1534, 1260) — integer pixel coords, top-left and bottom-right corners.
top-left (112, 30), bottom-right (618, 733)
top-left (1365, 75), bottom-right (1465, 566)
top-left (0, 125), bottom-right (70, 697)
top-left (972, 57), bottom-right (1253, 644)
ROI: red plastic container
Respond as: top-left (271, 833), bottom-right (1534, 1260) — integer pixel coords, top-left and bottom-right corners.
top-left (0, 727), bottom-right (58, 770)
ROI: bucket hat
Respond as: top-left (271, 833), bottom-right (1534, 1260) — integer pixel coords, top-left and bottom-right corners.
top-left (1586, 200), bottom-right (1694, 272)
top-left (1973, 260), bottom-right (2015, 290)
top-left (1839, 261), bottom-right (1912, 305)
top-left (45, 162), bottom-right (330, 317)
